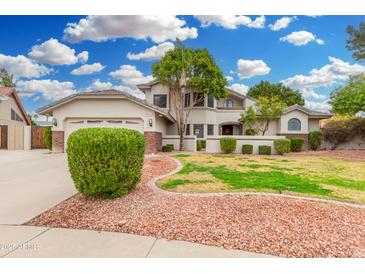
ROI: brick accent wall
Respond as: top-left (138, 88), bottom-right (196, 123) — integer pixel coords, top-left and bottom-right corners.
top-left (52, 131), bottom-right (64, 153)
top-left (277, 133), bottom-right (309, 150)
top-left (144, 131), bottom-right (162, 154)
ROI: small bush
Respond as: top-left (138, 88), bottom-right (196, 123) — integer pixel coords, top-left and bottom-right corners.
top-left (162, 144), bottom-right (173, 152)
top-left (197, 140), bottom-right (206, 151)
top-left (274, 139), bottom-right (291, 155)
top-left (309, 131), bottom-right (323, 150)
top-left (67, 128), bottom-right (145, 199)
top-left (245, 129), bottom-right (257, 136)
top-left (242, 144), bottom-right (253, 154)
top-left (289, 138), bottom-right (304, 152)
top-left (220, 137), bottom-right (237, 153)
top-left (44, 126), bottom-right (52, 150)
top-left (258, 145), bottom-right (271, 155)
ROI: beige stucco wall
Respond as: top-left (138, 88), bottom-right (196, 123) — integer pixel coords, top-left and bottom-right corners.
top-left (0, 96), bottom-right (27, 126)
top-left (244, 97), bottom-right (256, 109)
top-left (279, 110), bottom-right (309, 134)
top-left (216, 95), bottom-right (243, 108)
top-left (51, 98), bottom-right (161, 133)
top-left (308, 118), bottom-right (321, 132)
top-left (145, 83), bottom-right (170, 111)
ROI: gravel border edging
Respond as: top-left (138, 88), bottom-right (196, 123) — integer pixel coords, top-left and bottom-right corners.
top-left (147, 155), bottom-right (365, 210)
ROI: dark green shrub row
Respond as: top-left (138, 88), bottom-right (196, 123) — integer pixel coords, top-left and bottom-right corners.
top-left (242, 144), bottom-right (253, 154)
top-left (258, 145), bottom-right (271, 155)
top-left (67, 128), bottom-right (145, 199)
top-left (162, 144), bottom-right (174, 152)
top-left (220, 137), bottom-right (237, 153)
top-left (197, 140), bottom-right (206, 151)
top-left (274, 139), bottom-right (291, 155)
top-left (308, 131), bottom-right (323, 150)
top-left (289, 138), bottom-right (304, 152)
top-left (44, 126), bottom-right (52, 150)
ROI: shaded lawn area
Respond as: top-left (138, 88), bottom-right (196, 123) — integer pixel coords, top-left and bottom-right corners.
top-left (158, 154), bottom-right (365, 204)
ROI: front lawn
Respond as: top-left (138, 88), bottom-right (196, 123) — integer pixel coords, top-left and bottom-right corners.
top-left (158, 154), bottom-right (365, 204)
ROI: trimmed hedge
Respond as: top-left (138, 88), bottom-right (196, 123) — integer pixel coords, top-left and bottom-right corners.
top-left (220, 137), bottom-right (237, 153)
top-left (162, 144), bottom-right (173, 152)
top-left (258, 145), bottom-right (271, 155)
top-left (289, 138), bottom-right (304, 152)
top-left (242, 144), bottom-right (253, 154)
top-left (197, 140), bottom-right (206, 151)
top-left (309, 131), bottom-right (323, 150)
top-left (274, 139), bottom-right (291, 155)
top-left (67, 128), bottom-right (145, 199)
top-left (44, 126), bottom-right (52, 150)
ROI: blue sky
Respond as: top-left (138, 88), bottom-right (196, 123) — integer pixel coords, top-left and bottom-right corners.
top-left (0, 15), bottom-right (364, 114)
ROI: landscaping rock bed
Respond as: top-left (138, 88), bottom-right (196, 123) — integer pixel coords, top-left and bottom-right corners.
top-left (28, 156), bottom-right (365, 258)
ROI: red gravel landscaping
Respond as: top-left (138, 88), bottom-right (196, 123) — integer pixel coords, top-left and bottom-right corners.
top-left (28, 156), bottom-right (365, 258)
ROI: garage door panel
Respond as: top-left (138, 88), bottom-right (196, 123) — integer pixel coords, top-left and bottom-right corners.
top-left (64, 118), bottom-right (144, 146)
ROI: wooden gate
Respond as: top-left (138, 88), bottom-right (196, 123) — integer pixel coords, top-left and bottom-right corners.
top-left (31, 127), bottom-right (46, 149)
top-left (7, 125), bottom-right (24, 150)
top-left (0, 125), bottom-right (8, 149)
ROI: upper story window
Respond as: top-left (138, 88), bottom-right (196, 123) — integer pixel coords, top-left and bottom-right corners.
top-left (153, 94), bottom-right (167, 108)
top-left (288, 118), bottom-right (301, 131)
top-left (223, 99), bottom-right (233, 108)
top-left (193, 93), bottom-right (205, 107)
top-left (11, 109), bottom-right (23, 122)
top-left (207, 95), bottom-right (214, 108)
top-left (184, 93), bottom-right (190, 107)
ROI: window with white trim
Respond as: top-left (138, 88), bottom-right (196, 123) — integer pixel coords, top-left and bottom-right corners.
top-left (288, 118), bottom-right (301, 131)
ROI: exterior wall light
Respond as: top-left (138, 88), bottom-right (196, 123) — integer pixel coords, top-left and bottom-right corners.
top-left (148, 118), bottom-right (153, 127)
top-left (52, 118), bottom-right (57, 127)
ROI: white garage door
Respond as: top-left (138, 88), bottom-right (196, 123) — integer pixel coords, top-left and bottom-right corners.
top-left (65, 118), bottom-right (144, 146)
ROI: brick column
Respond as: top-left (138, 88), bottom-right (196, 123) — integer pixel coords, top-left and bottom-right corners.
top-left (144, 131), bottom-right (162, 154)
top-left (52, 131), bottom-right (64, 153)
top-left (277, 133), bottom-right (309, 150)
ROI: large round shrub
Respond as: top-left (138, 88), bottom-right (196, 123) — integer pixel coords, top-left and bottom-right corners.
top-left (44, 126), bottom-right (52, 150)
top-left (289, 138), bottom-right (304, 152)
top-left (67, 128), bottom-right (145, 199)
top-left (308, 131), bottom-right (323, 150)
top-left (220, 137), bottom-right (237, 153)
top-left (274, 139), bottom-right (291, 155)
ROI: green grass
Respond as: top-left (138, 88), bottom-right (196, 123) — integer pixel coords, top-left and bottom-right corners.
top-left (174, 154), bottom-right (191, 158)
top-left (159, 154), bottom-right (365, 204)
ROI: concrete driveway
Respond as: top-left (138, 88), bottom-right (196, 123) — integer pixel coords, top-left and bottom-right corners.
top-left (0, 150), bottom-right (76, 225)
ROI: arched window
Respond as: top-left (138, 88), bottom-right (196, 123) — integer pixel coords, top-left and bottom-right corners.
top-left (288, 118), bottom-right (301, 131)
top-left (223, 99), bottom-right (233, 108)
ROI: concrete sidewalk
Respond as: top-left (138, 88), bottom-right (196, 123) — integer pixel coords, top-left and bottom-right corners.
top-left (0, 225), bottom-right (274, 258)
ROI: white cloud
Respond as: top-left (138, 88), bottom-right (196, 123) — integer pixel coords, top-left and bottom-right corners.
top-left (77, 51), bottom-right (89, 63)
top-left (236, 59), bottom-right (271, 79)
top-left (280, 31), bottom-right (324, 46)
top-left (71, 62), bottom-right (105, 75)
top-left (304, 100), bottom-right (331, 112)
top-left (269, 16), bottom-right (296, 31)
top-left (282, 56), bottom-right (365, 99)
top-left (28, 38), bottom-right (89, 65)
top-left (127, 42), bottom-right (174, 61)
top-left (16, 79), bottom-right (77, 101)
top-left (225, 76), bottom-right (234, 81)
top-left (109, 64), bottom-right (153, 86)
top-left (228, 83), bottom-right (249, 95)
top-left (64, 15), bottom-right (198, 43)
top-left (0, 53), bottom-right (50, 79)
top-left (195, 15), bottom-right (265, 29)
top-left (86, 79), bottom-right (113, 91)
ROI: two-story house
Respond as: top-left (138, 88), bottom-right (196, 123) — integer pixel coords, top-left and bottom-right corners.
top-left (37, 80), bottom-right (332, 153)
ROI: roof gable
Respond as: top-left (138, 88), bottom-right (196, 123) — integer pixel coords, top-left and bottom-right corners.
top-left (0, 87), bottom-right (31, 125)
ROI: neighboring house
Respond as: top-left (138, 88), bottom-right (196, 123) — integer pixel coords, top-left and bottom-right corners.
top-left (0, 87), bottom-right (31, 149)
top-left (37, 80), bottom-right (332, 153)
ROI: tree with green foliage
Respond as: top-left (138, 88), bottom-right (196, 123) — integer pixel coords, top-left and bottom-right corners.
top-left (152, 41), bottom-right (227, 150)
top-left (346, 21), bottom-right (365, 61)
top-left (247, 80), bottom-right (304, 106)
top-left (240, 105), bottom-right (258, 135)
top-left (0, 68), bottom-right (15, 87)
top-left (329, 75), bottom-right (365, 115)
top-left (256, 96), bottom-right (287, 135)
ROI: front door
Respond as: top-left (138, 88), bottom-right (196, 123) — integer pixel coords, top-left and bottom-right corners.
top-left (221, 125), bottom-right (233, 135)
